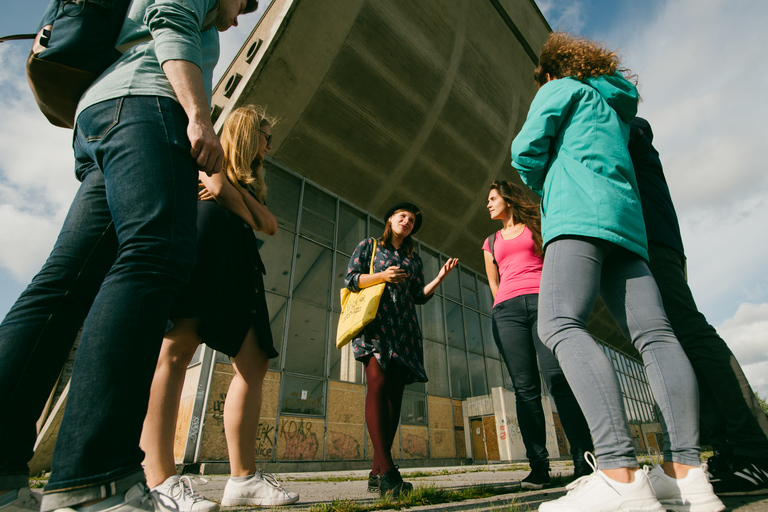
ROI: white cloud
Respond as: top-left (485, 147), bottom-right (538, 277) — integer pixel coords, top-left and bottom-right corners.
top-left (717, 303), bottom-right (768, 366)
top-left (0, 44), bottom-right (78, 286)
top-left (606, 0), bottom-right (768, 324)
top-left (716, 303), bottom-right (768, 399)
top-left (536, 0), bottom-right (587, 34)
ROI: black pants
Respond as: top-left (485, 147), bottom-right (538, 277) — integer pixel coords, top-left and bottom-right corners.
top-left (648, 243), bottom-right (768, 459)
top-left (491, 293), bottom-right (593, 467)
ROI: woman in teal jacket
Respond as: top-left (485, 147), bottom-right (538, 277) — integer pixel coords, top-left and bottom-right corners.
top-left (512, 33), bottom-right (724, 512)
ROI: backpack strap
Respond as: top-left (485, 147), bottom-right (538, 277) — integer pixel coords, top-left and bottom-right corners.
top-left (487, 231), bottom-right (500, 281)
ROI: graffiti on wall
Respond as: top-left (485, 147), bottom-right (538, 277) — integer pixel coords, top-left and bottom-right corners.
top-left (280, 419), bottom-right (319, 460)
top-left (401, 433), bottom-right (428, 458)
top-left (255, 421), bottom-right (275, 460)
top-left (326, 430), bottom-right (361, 460)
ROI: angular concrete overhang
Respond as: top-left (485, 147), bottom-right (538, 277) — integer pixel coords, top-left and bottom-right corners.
top-left (211, 0), bottom-right (638, 356)
top-left (211, 0), bottom-right (550, 273)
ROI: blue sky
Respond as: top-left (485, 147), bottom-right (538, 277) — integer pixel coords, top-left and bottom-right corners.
top-left (1, 0), bottom-right (767, 395)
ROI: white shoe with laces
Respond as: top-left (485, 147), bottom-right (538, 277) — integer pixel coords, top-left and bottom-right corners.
top-left (221, 472), bottom-right (298, 507)
top-left (152, 476), bottom-right (218, 512)
top-left (648, 463), bottom-right (725, 512)
top-left (52, 482), bottom-right (178, 512)
top-left (0, 488), bottom-right (41, 512)
top-left (539, 453), bottom-right (664, 512)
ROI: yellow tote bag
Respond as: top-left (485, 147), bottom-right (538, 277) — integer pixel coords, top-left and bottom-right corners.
top-left (336, 239), bottom-right (386, 349)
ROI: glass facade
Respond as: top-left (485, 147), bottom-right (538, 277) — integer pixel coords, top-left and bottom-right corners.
top-left (257, 159), bottom-right (658, 429)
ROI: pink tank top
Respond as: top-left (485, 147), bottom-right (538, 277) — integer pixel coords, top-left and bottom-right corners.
top-left (482, 226), bottom-right (543, 307)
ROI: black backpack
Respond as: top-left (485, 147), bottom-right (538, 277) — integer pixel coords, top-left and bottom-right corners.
top-left (1, 0), bottom-right (218, 129)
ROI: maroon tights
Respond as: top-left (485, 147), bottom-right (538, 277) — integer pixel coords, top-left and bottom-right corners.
top-left (363, 355), bottom-right (407, 475)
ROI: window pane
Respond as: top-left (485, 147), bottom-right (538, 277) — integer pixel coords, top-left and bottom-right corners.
top-left (264, 164), bottom-right (300, 232)
top-left (337, 204), bottom-right (367, 255)
top-left (401, 393), bottom-right (427, 425)
top-left (441, 258), bottom-right (461, 302)
top-left (265, 292), bottom-right (287, 371)
top-left (419, 246), bottom-right (440, 292)
top-left (284, 300), bottom-right (327, 377)
top-left (406, 381), bottom-right (425, 393)
top-left (300, 185), bottom-right (335, 246)
top-left (445, 300), bottom-right (465, 349)
top-left (300, 210), bottom-right (334, 246)
top-left (370, 218), bottom-right (385, 238)
top-left (486, 357), bottom-right (503, 389)
top-left (424, 341), bottom-right (449, 397)
top-left (468, 352), bottom-right (487, 396)
top-left (481, 314), bottom-right (500, 359)
top-left (281, 375), bottom-right (325, 416)
top-left (460, 269), bottom-right (479, 310)
top-left (448, 347), bottom-right (470, 399)
top-left (421, 297), bottom-right (445, 343)
top-left (260, 228), bottom-right (294, 296)
top-left (333, 252), bottom-right (350, 313)
top-left (478, 280), bottom-right (493, 315)
top-left (292, 239), bottom-right (331, 307)
top-left (464, 309), bottom-right (483, 354)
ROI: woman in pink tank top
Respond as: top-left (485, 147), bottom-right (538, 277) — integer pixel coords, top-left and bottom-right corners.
top-left (483, 180), bottom-right (593, 487)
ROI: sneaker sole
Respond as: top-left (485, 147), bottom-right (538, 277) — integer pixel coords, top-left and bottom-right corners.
top-left (220, 495), bottom-right (299, 507)
top-left (658, 499), bottom-right (726, 512)
top-left (521, 482), bottom-right (548, 490)
top-left (367, 486), bottom-right (379, 493)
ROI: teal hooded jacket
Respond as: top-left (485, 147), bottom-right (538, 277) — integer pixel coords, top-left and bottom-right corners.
top-left (511, 73), bottom-right (647, 260)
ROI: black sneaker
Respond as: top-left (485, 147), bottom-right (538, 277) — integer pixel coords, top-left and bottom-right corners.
top-left (379, 467), bottom-right (413, 498)
top-left (712, 457), bottom-right (768, 496)
top-left (706, 451), bottom-right (733, 482)
top-left (367, 472), bottom-right (379, 493)
top-left (521, 466), bottom-right (551, 490)
top-left (573, 459), bottom-right (594, 480)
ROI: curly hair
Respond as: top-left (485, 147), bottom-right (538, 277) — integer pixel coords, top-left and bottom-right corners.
top-left (219, 105), bottom-right (276, 204)
top-left (533, 32), bottom-right (634, 87)
top-left (490, 180), bottom-right (543, 257)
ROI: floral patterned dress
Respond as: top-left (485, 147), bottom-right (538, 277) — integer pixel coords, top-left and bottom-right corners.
top-left (345, 238), bottom-right (432, 383)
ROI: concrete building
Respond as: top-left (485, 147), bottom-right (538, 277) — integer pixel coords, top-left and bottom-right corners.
top-left (31, 0), bottom-right (663, 474)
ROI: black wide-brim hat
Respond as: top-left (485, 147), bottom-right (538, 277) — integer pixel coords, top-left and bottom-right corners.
top-left (384, 202), bottom-right (422, 235)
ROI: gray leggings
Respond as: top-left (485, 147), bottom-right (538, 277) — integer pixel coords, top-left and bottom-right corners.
top-left (537, 236), bottom-right (701, 469)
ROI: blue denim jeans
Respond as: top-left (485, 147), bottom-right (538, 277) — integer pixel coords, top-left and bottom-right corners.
top-left (648, 243), bottom-right (768, 460)
top-left (492, 294), bottom-right (593, 469)
top-left (538, 236), bottom-right (701, 469)
top-left (0, 96), bottom-right (198, 509)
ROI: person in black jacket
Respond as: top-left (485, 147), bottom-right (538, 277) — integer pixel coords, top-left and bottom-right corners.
top-left (630, 117), bottom-right (768, 496)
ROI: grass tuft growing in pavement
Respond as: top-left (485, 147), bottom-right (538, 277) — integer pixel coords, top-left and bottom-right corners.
top-left (307, 483), bottom-right (528, 512)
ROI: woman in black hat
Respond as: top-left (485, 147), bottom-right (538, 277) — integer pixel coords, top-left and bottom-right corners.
top-left (344, 202), bottom-right (458, 497)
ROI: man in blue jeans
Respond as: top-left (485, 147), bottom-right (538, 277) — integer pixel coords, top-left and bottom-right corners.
top-left (0, 1), bottom-right (258, 512)
top-left (630, 117), bottom-right (768, 496)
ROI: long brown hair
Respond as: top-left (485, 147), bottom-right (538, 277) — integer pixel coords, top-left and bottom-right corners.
top-left (379, 208), bottom-right (418, 257)
top-left (490, 180), bottom-right (543, 257)
top-left (219, 105), bottom-right (276, 204)
top-left (533, 31), bottom-right (635, 88)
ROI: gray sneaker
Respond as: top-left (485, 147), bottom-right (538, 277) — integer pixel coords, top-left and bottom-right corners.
top-left (53, 482), bottom-right (177, 512)
top-left (152, 476), bottom-right (218, 512)
top-left (221, 473), bottom-right (298, 507)
top-left (0, 488), bottom-right (41, 512)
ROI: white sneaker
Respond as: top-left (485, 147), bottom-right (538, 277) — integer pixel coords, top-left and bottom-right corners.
top-left (53, 482), bottom-right (177, 512)
top-left (539, 453), bottom-right (664, 512)
top-left (648, 463), bottom-right (725, 512)
top-left (152, 476), bottom-right (218, 512)
top-left (0, 488), bottom-right (41, 512)
top-left (220, 473), bottom-right (298, 507)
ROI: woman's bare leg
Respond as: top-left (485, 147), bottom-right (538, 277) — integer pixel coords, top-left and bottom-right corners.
top-left (225, 327), bottom-right (269, 476)
top-left (140, 318), bottom-right (201, 488)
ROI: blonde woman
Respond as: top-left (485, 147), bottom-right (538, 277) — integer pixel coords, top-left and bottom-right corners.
top-left (139, 106), bottom-right (298, 510)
